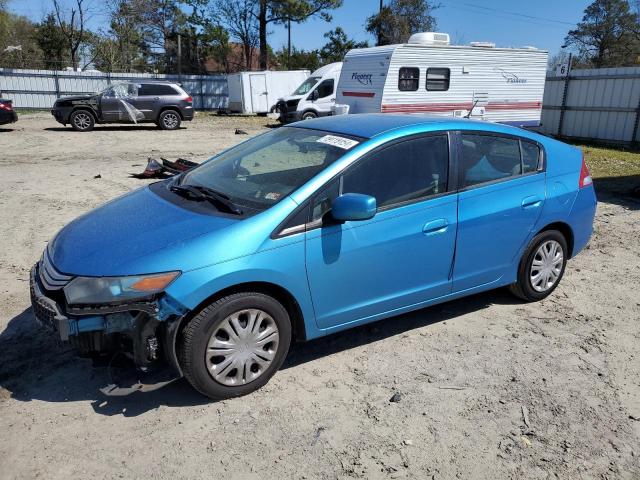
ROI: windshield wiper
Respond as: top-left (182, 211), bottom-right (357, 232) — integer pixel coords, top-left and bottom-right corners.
top-left (169, 184), bottom-right (243, 215)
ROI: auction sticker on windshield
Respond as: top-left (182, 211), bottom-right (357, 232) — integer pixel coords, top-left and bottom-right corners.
top-left (316, 135), bottom-right (359, 150)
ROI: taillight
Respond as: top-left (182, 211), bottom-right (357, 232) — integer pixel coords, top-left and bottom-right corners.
top-left (0, 102), bottom-right (11, 111)
top-left (184, 96), bottom-right (193, 103)
top-left (579, 154), bottom-right (592, 188)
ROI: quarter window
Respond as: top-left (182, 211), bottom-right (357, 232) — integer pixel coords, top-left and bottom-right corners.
top-left (521, 141), bottom-right (541, 173)
top-left (426, 68), bottom-right (450, 91)
top-left (460, 134), bottom-right (521, 187)
top-left (399, 67), bottom-right (420, 91)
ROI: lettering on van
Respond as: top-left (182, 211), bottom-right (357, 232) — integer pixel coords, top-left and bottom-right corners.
top-left (352, 73), bottom-right (373, 85)
top-left (494, 67), bottom-right (527, 84)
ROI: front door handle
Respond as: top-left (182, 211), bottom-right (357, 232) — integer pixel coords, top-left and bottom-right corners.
top-left (423, 218), bottom-right (448, 235)
top-left (521, 196), bottom-right (543, 209)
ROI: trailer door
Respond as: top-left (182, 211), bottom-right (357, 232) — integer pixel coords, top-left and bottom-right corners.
top-left (249, 74), bottom-right (268, 113)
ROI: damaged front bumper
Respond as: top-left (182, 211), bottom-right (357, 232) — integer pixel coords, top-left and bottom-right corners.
top-left (29, 264), bottom-right (189, 376)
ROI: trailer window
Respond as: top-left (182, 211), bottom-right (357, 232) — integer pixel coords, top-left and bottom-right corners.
top-left (399, 67), bottom-right (420, 91)
top-left (426, 68), bottom-right (450, 91)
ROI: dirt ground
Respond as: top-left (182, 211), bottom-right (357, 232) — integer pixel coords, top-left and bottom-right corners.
top-left (0, 112), bottom-right (639, 480)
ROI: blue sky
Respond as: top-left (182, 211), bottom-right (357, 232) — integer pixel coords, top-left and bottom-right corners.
top-left (8, 0), bottom-right (592, 56)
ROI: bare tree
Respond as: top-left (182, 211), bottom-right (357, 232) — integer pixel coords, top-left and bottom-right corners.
top-left (52, 0), bottom-right (89, 70)
top-left (216, 0), bottom-right (259, 70)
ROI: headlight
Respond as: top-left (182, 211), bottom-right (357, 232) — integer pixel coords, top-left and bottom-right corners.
top-left (63, 271), bottom-right (180, 305)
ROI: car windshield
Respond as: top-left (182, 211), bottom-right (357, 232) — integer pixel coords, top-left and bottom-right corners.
top-left (293, 77), bottom-right (321, 95)
top-left (180, 127), bottom-right (362, 211)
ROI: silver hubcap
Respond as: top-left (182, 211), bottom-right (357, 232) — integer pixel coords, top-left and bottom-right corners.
top-left (163, 113), bottom-right (178, 128)
top-left (206, 309), bottom-right (279, 386)
top-left (74, 113), bottom-right (91, 129)
top-left (530, 240), bottom-right (563, 292)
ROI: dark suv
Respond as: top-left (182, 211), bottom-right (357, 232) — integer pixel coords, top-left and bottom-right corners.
top-left (51, 81), bottom-right (194, 132)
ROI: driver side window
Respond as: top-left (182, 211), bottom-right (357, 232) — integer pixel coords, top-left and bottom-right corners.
top-left (313, 79), bottom-right (335, 99)
top-left (311, 135), bottom-right (449, 221)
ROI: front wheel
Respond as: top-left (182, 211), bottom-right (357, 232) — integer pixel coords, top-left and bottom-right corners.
top-left (178, 292), bottom-right (292, 400)
top-left (158, 110), bottom-right (181, 130)
top-left (70, 110), bottom-right (95, 131)
top-left (509, 230), bottom-right (568, 301)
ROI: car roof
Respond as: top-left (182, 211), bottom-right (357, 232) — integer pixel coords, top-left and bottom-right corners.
top-left (291, 113), bottom-right (541, 140)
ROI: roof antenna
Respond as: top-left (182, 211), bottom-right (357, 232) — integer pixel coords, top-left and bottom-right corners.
top-left (464, 99), bottom-right (480, 119)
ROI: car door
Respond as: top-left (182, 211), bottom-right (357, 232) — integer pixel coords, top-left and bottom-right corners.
top-left (133, 83), bottom-right (175, 120)
top-left (453, 132), bottom-right (546, 292)
top-left (309, 79), bottom-right (335, 114)
top-left (304, 133), bottom-right (457, 330)
top-left (99, 87), bottom-right (123, 121)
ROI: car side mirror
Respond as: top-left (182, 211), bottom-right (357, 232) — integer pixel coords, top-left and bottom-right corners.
top-left (331, 193), bottom-right (377, 222)
top-left (310, 90), bottom-right (319, 101)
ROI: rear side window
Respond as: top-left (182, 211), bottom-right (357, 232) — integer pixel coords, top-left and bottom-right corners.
top-left (138, 84), bottom-right (179, 96)
top-left (521, 141), bottom-right (541, 173)
top-left (426, 68), bottom-right (450, 91)
top-left (398, 67), bottom-right (420, 91)
top-left (461, 134), bottom-right (521, 187)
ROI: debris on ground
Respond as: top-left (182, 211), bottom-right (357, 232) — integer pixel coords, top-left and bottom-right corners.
top-left (389, 392), bottom-right (402, 403)
top-left (130, 157), bottom-right (198, 179)
top-left (235, 128), bottom-right (248, 135)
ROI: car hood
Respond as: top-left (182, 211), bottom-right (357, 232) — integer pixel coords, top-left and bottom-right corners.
top-left (279, 94), bottom-right (303, 103)
top-left (55, 95), bottom-right (97, 105)
top-left (49, 185), bottom-right (240, 276)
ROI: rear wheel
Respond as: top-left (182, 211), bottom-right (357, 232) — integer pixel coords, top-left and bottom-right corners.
top-left (509, 230), bottom-right (568, 301)
top-left (70, 110), bottom-right (95, 132)
top-left (158, 110), bottom-right (181, 130)
top-left (178, 292), bottom-right (292, 400)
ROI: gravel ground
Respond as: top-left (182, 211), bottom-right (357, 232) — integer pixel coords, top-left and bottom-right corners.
top-left (0, 113), bottom-right (639, 480)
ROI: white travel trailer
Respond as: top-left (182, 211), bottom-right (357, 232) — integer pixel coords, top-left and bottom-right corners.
top-left (271, 62), bottom-right (342, 122)
top-left (334, 32), bottom-right (548, 127)
top-left (227, 70), bottom-right (309, 114)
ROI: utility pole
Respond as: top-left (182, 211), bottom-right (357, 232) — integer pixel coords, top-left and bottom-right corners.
top-left (287, 18), bottom-right (291, 69)
top-left (377, 0), bottom-right (384, 46)
top-left (177, 33), bottom-right (182, 75)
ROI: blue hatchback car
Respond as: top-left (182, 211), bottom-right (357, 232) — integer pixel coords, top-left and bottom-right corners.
top-left (30, 114), bottom-right (596, 399)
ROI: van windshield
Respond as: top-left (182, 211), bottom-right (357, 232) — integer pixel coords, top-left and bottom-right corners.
top-left (293, 77), bottom-right (321, 95)
top-left (179, 127), bottom-right (362, 211)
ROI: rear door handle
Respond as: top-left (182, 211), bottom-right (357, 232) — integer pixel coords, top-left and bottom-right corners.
top-left (422, 218), bottom-right (448, 235)
top-left (521, 196), bottom-right (542, 209)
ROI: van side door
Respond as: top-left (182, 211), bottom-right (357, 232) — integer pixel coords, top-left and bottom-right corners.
top-left (453, 132), bottom-right (546, 291)
top-left (304, 133), bottom-right (457, 331)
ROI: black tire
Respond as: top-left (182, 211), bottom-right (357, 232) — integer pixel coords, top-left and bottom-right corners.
top-left (509, 230), bottom-right (568, 302)
top-left (70, 110), bottom-right (95, 132)
top-left (301, 111), bottom-right (317, 120)
top-left (178, 292), bottom-right (292, 400)
top-left (158, 110), bottom-right (181, 130)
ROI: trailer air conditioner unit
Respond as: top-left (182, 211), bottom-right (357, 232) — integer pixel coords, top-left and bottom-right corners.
top-left (407, 32), bottom-right (450, 46)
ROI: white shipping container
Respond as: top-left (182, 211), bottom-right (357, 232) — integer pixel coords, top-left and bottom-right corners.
top-left (227, 70), bottom-right (310, 114)
top-left (335, 33), bottom-right (548, 127)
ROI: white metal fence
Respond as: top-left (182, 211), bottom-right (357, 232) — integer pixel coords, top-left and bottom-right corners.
top-left (540, 67), bottom-right (640, 145)
top-left (0, 68), bottom-right (229, 110)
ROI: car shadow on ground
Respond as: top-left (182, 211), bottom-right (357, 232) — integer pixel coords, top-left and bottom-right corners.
top-left (0, 289), bottom-right (518, 417)
top-left (594, 176), bottom-right (640, 210)
top-left (0, 127), bottom-right (16, 132)
top-left (43, 125), bottom-right (187, 132)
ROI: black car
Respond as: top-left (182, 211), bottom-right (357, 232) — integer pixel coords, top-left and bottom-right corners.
top-left (51, 81), bottom-right (194, 132)
top-left (0, 98), bottom-right (18, 126)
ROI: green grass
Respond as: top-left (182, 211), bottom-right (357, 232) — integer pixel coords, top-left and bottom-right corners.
top-left (577, 142), bottom-right (640, 195)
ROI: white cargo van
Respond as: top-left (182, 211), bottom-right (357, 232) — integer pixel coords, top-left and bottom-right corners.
top-left (227, 70), bottom-right (309, 115)
top-left (334, 32), bottom-right (547, 127)
top-left (271, 62), bottom-right (342, 122)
